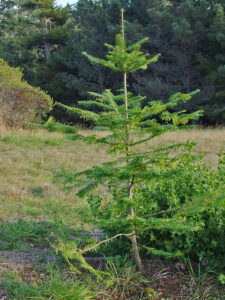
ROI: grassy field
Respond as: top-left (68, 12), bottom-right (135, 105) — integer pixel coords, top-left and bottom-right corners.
top-left (0, 127), bottom-right (224, 223)
top-left (0, 127), bottom-right (224, 299)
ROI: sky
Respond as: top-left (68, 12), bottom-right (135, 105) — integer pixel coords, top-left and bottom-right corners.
top-left (56, 0), bottom-right (77, 6)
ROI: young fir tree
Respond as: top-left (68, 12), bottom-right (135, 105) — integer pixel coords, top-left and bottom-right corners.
top-left (52, 9), bottom-right (206, 271)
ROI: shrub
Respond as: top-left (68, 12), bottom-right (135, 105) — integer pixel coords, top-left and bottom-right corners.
top-left (88, 148), bottom-right (225, 266)
top-left (0, 58), bottom-right (52, 127)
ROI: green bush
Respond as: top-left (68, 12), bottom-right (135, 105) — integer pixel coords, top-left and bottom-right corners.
top-left (89, 149), bottom-right (225, 265)
top-left (0, 58), bottom-right (52, 127)
top-left (138, 150), bottom-right (225, 265)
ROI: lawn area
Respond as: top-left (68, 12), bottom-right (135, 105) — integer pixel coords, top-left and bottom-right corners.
top-left (0, 127), bottom-right (224, 224)
top-left (0, 127), bottom-right (224, 299)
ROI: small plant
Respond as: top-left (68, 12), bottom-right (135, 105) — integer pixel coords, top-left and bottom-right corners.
top-left (52, 9), bottom-right (204, 270)
top-left (218, 274), bottom-right (225, 285)
top-left (187, 257), bottom-right (207, 286)
top-left (145, 287), bottom-right (162, 300)
top-left (102, 255), bottom-right (152, 299)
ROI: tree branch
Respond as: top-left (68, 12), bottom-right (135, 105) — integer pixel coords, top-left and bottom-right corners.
top-left (79, 231), bottom-right (135, 254)
top-left (140, 203), bottom-right (190, 218)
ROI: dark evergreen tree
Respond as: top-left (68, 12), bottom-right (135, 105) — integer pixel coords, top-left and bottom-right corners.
top-left (207, 1), bottom-right (225, 122)
top-left (23, 0), bottom-right (69, 63)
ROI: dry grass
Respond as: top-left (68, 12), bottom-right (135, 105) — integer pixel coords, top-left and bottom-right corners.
top-left (0, 127), bottom-right (108, 227)
top-left (145, 128), bottom-right (225, 168)
top-left (0, 127), bottom-right (224, 224)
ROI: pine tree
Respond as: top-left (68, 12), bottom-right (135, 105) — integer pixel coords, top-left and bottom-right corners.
top-left (0, 0), bottom-right (68, 84)
top-left (23, 0), bottom-right (69, 64)
top-left (207, 2), bottom-right (225, 122)
top-left (53, 9), bottom-right (204, 270)
top-left (0, 0), bottom-right (39, 78)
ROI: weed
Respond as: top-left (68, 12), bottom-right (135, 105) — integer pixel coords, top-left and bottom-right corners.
top-left (218, 274), bottom-right (225, 285)
top-left (100, 256), bottom-right (153, 299)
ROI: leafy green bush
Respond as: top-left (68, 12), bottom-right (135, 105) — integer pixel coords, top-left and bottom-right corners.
top-left (0, 58), bottom-right (52, 127)
top-left (137, 150), bottom-right (225, 265)
top-left (88, 149), bottom-right (225, 265)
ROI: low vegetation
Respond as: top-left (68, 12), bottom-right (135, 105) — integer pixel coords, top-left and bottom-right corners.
top-left (0, 127), bottom-right (224, 299)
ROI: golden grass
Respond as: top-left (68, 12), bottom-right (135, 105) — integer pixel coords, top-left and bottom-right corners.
top-left (0, 127), bottom-right (224, 224)
top-left (145, 128), bottom-right (225, 168)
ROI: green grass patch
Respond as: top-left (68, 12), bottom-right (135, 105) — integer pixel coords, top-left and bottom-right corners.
top-left (0, 134), bottom-right (66, 148)
top-left (1, 265), bottom-right (95, 300)
top-left (0, 219), bottom-right (94, 252)
top-left (0, 220), bottom-right (56, 251)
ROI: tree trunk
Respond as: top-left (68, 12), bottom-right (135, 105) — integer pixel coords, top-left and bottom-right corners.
top-left (44, 41), bottom-right (51, 64)
top-left (124, 72), bottom-right (143, 271)
top-left (121, 8), bottom-right (143, 271)
top-left (43, 18), bottom-right (51, 64)
top-left (129, 200), bottom-right (143, 271)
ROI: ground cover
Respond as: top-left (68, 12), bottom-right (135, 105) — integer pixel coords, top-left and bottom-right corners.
top-left (0, 127), bottom-right (224, 299)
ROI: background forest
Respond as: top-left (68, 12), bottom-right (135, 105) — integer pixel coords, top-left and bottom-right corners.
top-left (0, 0), bottom-right (225, 125)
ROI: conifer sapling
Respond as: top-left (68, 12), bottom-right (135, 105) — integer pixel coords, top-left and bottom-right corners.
top-left (54, 9), bottom-right (204, 271)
